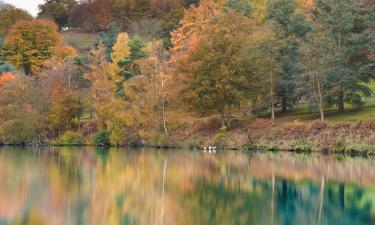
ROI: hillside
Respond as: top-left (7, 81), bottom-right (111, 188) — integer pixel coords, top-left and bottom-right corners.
top-left (62, 32), bottom-right (99, 56)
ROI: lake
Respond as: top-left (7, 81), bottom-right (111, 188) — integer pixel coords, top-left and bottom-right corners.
top-left (0, 147), bottom-right (374, 225)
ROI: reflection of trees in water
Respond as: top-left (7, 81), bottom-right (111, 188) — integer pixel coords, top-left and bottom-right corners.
top-left (0, 149), bottom-right (375, 225)
top-left (181, 179), bottom-right (271, 225)
top-left (181, 176), bottom-right (374, 225)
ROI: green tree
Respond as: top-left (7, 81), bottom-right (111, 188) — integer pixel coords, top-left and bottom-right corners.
top-left (312, 0), bottom-right (375, 112)
top-left (300, 30), bottom-right (331, 121)
top-left (159, 9), bottom-right (184, 49)
top-left (0, 37), bottom-right (14, 73)
top-left (116, 36), bottom-right (146, 96)
top-left (267, 0), bottom-right (311, 113)
top-left (96, 25), bottom-right (119, 61)
top-left (250, 30), bottom-right (282, 122)
top-left (224, 0), bottom-right (253, 17)
top-left (93, 129), bottom-right (110, 145)
top-left (38, 0), bottom-right (77, 29)
top-left (177, 11), bottom-right (257, 128)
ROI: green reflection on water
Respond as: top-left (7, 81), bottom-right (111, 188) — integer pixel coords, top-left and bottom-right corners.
top-left (0, 147), bottom-right (374, 225)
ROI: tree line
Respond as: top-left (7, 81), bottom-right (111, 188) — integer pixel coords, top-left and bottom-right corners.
top-left (0, 0), bottom-right (374, 145)
top-left (38, 0), bottom-right (199, 31)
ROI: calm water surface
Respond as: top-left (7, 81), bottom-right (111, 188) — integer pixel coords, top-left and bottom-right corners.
top-left (0, 147), bottom-right (374, 225)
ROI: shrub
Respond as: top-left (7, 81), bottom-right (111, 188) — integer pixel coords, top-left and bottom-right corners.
top-left (269, 144), bottom-right (279, 151)
top-left (330, 139), bottom-right (346, 152)
top-left (249, 118), bottom-right (272, 129)
top-left (52, 131), bottom-right (83, 146)
top-left (81, 119), bottom-right (97, 137)
top-left (281, 120), bottom-right (307, 137)
top-left (309, 120), bottom-right (327, 134)
top-left (214, 126), bottom-right (228, 148)
top-left (198, 117), bottom-right (222, 133)
top-left (331, 122), bottom-right (351, 130)
top-left (242, 143), bottom-right (257, 150)
top-left (292, 140), bottom-right (313, 152)
top-left (148, 131), bottom-right (177, 148)
top-left (93, 129), bottom-right (110, 146)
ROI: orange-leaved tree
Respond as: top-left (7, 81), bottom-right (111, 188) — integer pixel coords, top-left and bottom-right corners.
top-left (0, 3), bottom-right (32, 37)
top-left (2, 19), bottom-right (65, 77)
top-left (0, 72), bottom-right (15, 88)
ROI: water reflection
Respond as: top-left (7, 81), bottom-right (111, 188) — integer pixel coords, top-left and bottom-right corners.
top-left (0, 147), bottom-right (374, 225)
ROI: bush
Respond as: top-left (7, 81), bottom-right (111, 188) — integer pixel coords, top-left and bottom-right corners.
top-left (52, 131), bottom-right (83, 146)
top-left (292, 140), bottom-right (313, 152)
top-left (281, 120), bottom-right (307, 137)
top-left (331, 122), bottom-right (351, 130)
top-left (250, 118), bottom-right (272, 129)
top-left (148, 131), bottom-right (177, 148)
top-left (214, 126), bottom-right (228, 148)
top-left (93, 129), bottom-right (110, 146)
top-left (198, 117), bottom-right (222, 133)
top-left (242, 143), bottom-right (257, 150)
top-left (309, 120), bottom-right (327, 134)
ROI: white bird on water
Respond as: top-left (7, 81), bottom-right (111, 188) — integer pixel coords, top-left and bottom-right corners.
top-left (203, 146), bottom-right (217, 154)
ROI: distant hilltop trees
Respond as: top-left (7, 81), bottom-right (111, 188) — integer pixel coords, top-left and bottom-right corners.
top-left (37, 0), bottom-right (200, 32)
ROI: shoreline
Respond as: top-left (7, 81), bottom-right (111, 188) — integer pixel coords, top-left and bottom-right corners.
top-left (3, 120), bottom-right (375, 157)
top-left (1, 143), bottom-right (375, 158)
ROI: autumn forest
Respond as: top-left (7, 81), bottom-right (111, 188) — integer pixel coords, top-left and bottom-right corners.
top-left (0, 0), bottom-right (375, 152)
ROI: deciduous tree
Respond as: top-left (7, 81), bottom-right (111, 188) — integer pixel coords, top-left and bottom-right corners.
top-left (0, 75), bottom-right (45, 144)
top-left (0, 2), bottom-right (32, 37)
top-left (177, 10), bottom-right (257, 127)
top-left (2, 19), bottom-right (65, 76)
top-left (38, 0), bottom-right (77, 29)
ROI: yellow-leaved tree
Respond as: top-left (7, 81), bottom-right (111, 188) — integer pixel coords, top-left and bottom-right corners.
top-left (85, 44), bottom-right (124, 145)
top-left (85, 33), bottom-right (134, 145)
top-left (109, 32), bottom-right (130, 82)
top-left (2, 19), bottom-right (74, 77)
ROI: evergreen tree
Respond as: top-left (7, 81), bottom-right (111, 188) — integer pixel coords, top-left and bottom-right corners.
top-left (159, 9), bottom-right (184, 49)
top-left (224, 0), bottom-right (253, 17)
top-left (96, 26), bottom-right (119, 62)
top-left (38, 0), bottom-right (77, 29)
top-left (312, 0), bottom-right (375, 112)
top-left (267, 0), bottom-right (311, 113)
top-left (0, 37), bottom-right (12, 73)
top-left (116, 36), bottom-right (146, 96)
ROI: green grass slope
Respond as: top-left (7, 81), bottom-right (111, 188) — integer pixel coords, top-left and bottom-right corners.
top-left (62, 32), bottom-right (99, 56)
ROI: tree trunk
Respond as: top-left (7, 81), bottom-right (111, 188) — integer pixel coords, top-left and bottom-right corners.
top-left (270, 73), bottom-right (275, 124)
top-left (161, 73), bottom-right (168, 135)
top-left (220, 112), bottom-right (226, 128)
top-left (319, 104), bottom-right (325, 122)
top-left (281, 95), bottom-right (287, 113)
top-left (271, 90), bottom-right (275, 123)
top-left (338, 90), bottom-right (345, 113)
top-left (226, 115), bottom-right (231, 129)
top-left (317, 77), bottom-right (325, 122)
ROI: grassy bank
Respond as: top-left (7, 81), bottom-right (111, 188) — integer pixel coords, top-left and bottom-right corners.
top-left (46, 118), bottom-right (375, 156)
